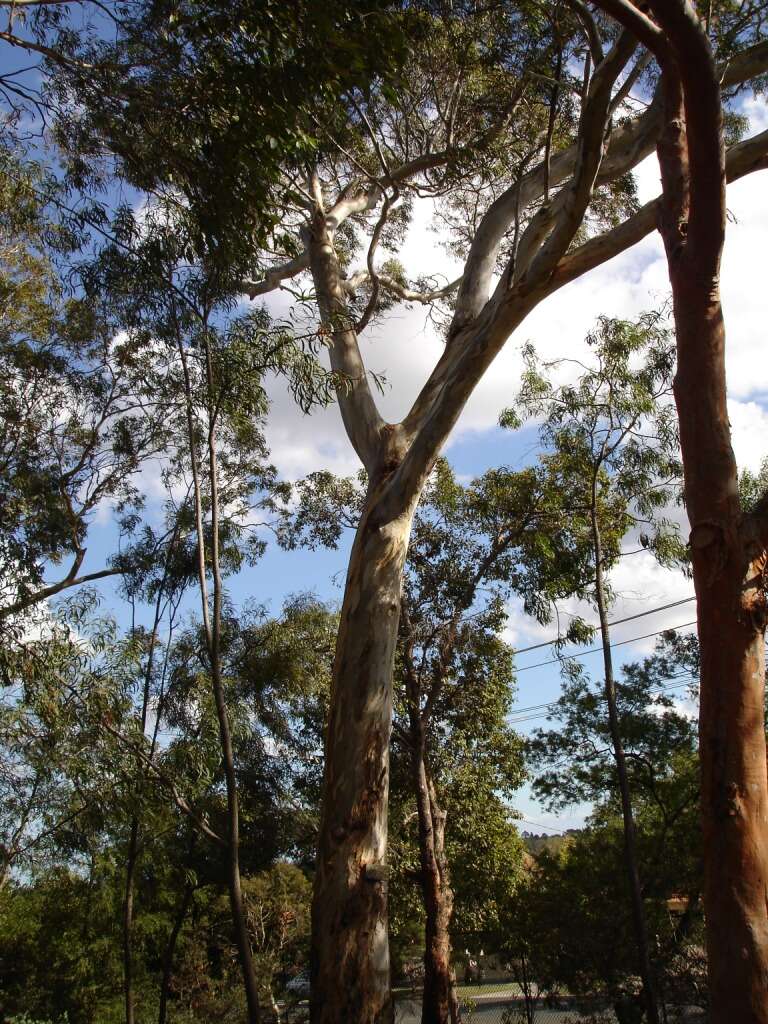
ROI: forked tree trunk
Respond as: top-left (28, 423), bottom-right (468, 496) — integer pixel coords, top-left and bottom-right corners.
top-left (411, 730), bottom-right (460, 1024)
top-left (311, 485), bottom-right (420, 1024)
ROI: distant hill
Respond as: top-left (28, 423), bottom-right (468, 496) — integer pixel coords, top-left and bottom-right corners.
top-left (520, 830), bottom-right (581, 856)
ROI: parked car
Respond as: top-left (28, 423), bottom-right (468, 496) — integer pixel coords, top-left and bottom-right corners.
top-left (286, 971), bottom-right (311, 999)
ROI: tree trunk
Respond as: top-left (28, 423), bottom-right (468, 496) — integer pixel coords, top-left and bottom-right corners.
top-left (591, 509), bottom-right (660, 1024)
top-left (623, 4), bottom-right (768, 1017)
top-left (122, 818), bottom-right (140, 1024)
top-left (158, 883), bottom-right (194, 1024)
top-left (177, 328), bottom-right (262, 1024)
top-left (206, 351), bottom-right (262, 1024)
top-left (311, 485), bottom-right (419, 1024)
top-left (673, 293), bottom-right (768, 1022)
top-left (411, 728), bottom-right (460, 1024)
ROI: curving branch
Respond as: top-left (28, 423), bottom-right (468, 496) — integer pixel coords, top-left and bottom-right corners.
top-left (546, 127), bottom-right (768, 292)
top-left (0, 549), bottom-right (121, 621)
top-left (452, 36), bottom-right (768, 329)
top-left (241, 252), bottom-right (310, 298)
top-left (343, 270), bottom-right (462, 306)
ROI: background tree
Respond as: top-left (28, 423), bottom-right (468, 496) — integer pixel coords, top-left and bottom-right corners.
top-left (589, 3), bottom-right (768, 1017)
top-left (0, 145), bottom-right (176, 632)
top-left (502, 634), bottom-right (702, 1023)
top-left (195, 8), bottom-right (768, 1014)
top-left (392, 457), bottom-right (597, 1024)
top-left (509, 310), bottom-right (684, 1022)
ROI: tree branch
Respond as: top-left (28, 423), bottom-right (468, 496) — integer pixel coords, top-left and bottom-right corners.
top-left (307, 209), bottom-right (385, 472)
top-left (241, 252), bottom-right (310, 298)
top-left (343, 270), bottom-right (462, 306)
top-left (452, 36), bottom-right (768, 328)
top-left (0, 554), bottom-right (122, 620)
top-left (551, 127), bottom-right (768, 288)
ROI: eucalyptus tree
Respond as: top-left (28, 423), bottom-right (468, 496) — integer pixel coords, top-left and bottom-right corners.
top-left (52, 1), bottom-right (768, 1017)
top-left (0, 145), bottom-right (176, 634)
top-left (586, 4), bottom-right (768, 1018)
top-left (285, 457), bottom-right (594, 1023)
top-left (231, 8), bottom-right (768, 1015)
top-left (511, 311), bottom-right (684, 1022)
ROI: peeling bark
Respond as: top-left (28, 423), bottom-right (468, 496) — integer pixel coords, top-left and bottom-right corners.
top-left (311, 483), bottom-right (419, 1024)
top-left (674, 296), bottom-right (768, 1023)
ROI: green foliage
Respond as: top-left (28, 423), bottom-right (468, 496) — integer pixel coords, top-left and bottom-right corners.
top-left (505, 635), bottom-right (703, 1012)
top-left (528, 631), bottom-right (698, 812)
top-left (54, 1), bottom-right (410, 280)
top-left (509, 312), bottom-right (684, 573)
top-left (500, 808), bottom-right (705, 1016)
top-left (0, 146), bottom-right (175, 620)
top-left (740, 456), bottom-right (768, 512)
top-left (243, 863), bottom-right (312, 1003)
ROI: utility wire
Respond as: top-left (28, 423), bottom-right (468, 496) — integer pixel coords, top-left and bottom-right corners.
top-left (516, 816), bottom-right (574, 835)
top-left (516, 620), bottom-right (698, 673)
top-left (508, 669), bottom-right (695, 717)
top-left (512, 595), bottom-right (696, 656)
top-left (507, 675), bottom-right (696, 724)
top-left (508, 677), bottom-right (694, 725)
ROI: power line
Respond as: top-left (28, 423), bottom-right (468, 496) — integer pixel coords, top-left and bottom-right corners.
top-left (515, 620), bottom-right (698, 673)
top-left (508, 676), bottom-right (694, 725)
top-left (511, 596), bottom-right (696, 656)
top-left (517, 816), bottom-right (573, 835)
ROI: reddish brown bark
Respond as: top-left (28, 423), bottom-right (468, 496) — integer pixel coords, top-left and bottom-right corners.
top-left (592, 3), bottom-right (768, 1019)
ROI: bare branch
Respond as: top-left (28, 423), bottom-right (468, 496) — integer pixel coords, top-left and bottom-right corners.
top-left (569, 0), bottom-right (604, 64)
top-left (551, 127), bottom-right (768, 289)
top-left (241, 252), bottom-right (310, 299)
top-left (343, 270), bottom-right (462, 306)
top-left (0, 551), bottom-right (121, 620)
top-left (522, 29), bottom-right (637, 285)
top-left (307, 210), bottom-right (386, 472)
top-left (452, 36), bottom-right (768, 328)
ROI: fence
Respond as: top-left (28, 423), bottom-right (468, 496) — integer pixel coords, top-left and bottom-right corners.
top-left (282, 986), bottom-right (706, 1023)
top-left (390, 984), bottom-right (707, 1024)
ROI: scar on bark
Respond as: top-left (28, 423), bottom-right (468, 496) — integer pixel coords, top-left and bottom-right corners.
top-left (690, 519), bottom-right (731, 584)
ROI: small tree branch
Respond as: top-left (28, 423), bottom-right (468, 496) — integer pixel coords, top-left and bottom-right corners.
top-left (343, 270), bottom-right (462, 306)
top-left (241, 252), bottom-right (311, 298)
top-left (0, 555), bottom-right (121, 620)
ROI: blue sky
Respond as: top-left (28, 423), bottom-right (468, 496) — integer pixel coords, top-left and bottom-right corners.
top-left (29, 57), bottom-right (768, 834)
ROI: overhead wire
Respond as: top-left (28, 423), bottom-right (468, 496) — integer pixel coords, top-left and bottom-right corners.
top-left (515, 620), bottom-right (698, 673)
top-left (508, 673), bottom-right (696, 725)
top-left (511, 595), bottom-right (696, 656)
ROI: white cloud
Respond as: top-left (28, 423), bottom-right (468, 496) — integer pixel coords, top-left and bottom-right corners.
top-left (261, 105), bottom-right (768, 493)
top-left (729, 398), bottom-right (768, 474)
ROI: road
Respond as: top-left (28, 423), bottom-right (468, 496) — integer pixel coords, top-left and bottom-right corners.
top-left (394, 996), bottom-right (616, 1022)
